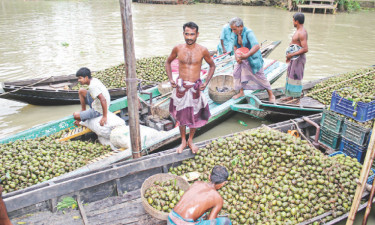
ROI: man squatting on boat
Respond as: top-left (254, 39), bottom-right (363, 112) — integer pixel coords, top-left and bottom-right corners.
top-left (166, 22), bottom-right (216, 154)
top-left (73, 67), bottom-right (111, 127)
top-left (168, 165), bottom-right (232, 225)
top-left (0, 184), bottom-right (12, 225)
top-left (230, 17), bottom-right (276, 102)
top-left (283, 13), bottom-right (308, 102)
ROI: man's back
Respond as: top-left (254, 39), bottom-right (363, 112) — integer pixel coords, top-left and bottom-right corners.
top-left (173, 181), bottom-right (222, 221)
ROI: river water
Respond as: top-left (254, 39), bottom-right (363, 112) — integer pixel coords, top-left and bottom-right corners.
top-left (0, 1), bottom-right (375, 222)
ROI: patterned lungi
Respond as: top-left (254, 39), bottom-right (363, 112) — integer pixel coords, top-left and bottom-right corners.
top-left (285, 53), bottom-right (306, 98)
top-left (169, 79), bottom-right (211, 128)
top-left (167, 210), bottom-right (232, 225)
top-left (233, 60), bottom-right (271, 91)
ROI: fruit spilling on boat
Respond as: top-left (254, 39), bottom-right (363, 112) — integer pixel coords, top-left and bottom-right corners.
top-left (72, 56), bottom-right (168, 90)
top-left (0, 130), bottom-right (112, 194)
top-left (308, 67), bottom-right (375, 106)
top-left (166, 127), bottom-right (372, 225)
top-left (144, 179), bottom-right (185, 213)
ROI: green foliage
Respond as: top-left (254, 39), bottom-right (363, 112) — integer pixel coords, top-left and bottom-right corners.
top-left (57, 197), bottom-right (78, 211)
top-left (339, 0), bottom-right (361, 12)
top-left (293, 0), bottom-right (305, 4)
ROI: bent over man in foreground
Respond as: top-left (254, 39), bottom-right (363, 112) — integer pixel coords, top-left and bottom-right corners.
top-left (168, 165), bottom-right (231, 225)
top-left (166, 22), bottom-right (216, 154)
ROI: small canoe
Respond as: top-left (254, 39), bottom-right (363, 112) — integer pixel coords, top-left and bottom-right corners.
top-left (230, 76), bottom-right (334, 121)
top-left (5, 113), bottom-right (373, 225)
top-left (0, 41), bottom-right (281, 105)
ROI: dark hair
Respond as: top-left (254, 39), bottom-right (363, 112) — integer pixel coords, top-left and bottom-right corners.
top-left (210, 165), bottom-right (229, 184)
top-left (293, 13), bottom-right (305, 25)
top-left (76, 67), bottom-right (91, 79)
top-left (183, 22), bottom-right (199, 33)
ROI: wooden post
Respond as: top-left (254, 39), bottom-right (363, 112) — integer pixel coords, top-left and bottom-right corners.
top-left (119, 0), bottom-right (141, 159)
top-left (346, 123), bottom-right (375, 225)
top-left (362, 170), bottom-right (375, 225)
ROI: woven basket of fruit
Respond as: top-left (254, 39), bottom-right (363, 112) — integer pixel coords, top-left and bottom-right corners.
top-left (141, 173), bottom-right (189, 220)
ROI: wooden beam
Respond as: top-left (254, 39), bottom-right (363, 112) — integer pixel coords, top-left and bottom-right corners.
top-left (77, 195), bottom-right (90, 225)
top-left (346, 122), bottom-right (375, 225)
top-left (119, 0), bottom-right (142, 159)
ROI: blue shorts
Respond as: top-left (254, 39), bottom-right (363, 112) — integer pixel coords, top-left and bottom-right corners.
top-left (79, 94), bottom-right (101, 121)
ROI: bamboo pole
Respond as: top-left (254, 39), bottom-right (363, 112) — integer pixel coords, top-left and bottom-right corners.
top-left (119, 0), bottom-right (141, 159)
top-left (346, 122), bottom-right (375, 225)
top-left (362, 167), bottom-right (375, 225)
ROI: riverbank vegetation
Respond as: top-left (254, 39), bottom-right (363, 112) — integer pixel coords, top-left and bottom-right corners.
top-left (195, 0), bottom-right (373, 12)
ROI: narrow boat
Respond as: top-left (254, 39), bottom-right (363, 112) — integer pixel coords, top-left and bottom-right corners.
top-left (5, 113), bottom-right (374, 225)
top-left (0, 41), bottom-right (280, 105)
top-left (0, 56), bottom-right (287, 190)
top-left (230, 76), bottom-right (331, 121)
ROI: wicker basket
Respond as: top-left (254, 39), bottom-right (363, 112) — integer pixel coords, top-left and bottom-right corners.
top-left (208, 75), bottom-right (237, 104)
top-left (158, 81), bottom-right (173, 95)
top-left (141, 173), bottom-right (190, 220)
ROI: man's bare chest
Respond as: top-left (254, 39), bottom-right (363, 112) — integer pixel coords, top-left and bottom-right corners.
top-left (178, 51), bottom-right (203, 65)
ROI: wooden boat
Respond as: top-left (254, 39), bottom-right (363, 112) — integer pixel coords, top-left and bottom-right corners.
top-left (230, 76), bottom-right (332, 121)
top-left (0, 56), bottom-right (287, 185)
top-left (5, 113), bottom-right (374, 225)
top-left (0, 40), bottom-right (281, 106)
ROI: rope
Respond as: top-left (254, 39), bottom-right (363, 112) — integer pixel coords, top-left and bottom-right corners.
top-left (0, 76), bottom-right (53, 97)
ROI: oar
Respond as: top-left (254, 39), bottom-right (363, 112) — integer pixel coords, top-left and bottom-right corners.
top-left (346, 122), bottom-right (375, 225)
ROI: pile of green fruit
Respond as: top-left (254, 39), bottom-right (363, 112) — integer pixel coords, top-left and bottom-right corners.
top-left (72, 56), bottom-right (168, 90)
top-left (168, 127), bottom-right (371, 225)
top-left (144, 179), bottom-right (185, 213)
top-left (0, 131), bottom-right (112, 194)
top-left (308, 68), bottom-right (375, 105)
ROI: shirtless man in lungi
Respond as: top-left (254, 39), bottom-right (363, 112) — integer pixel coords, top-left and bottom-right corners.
top-left (167, 165), bottom-right (231, 225)
top-left (283, 13), bottom-right (308, 102)
top-left (166, 22), bottom-right (216, 154)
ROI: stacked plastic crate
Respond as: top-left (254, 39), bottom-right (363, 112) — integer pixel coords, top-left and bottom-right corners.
top-left (319, 109), bottom-right (345, 150)
top-left (329, 90), bottom-right (375, 163)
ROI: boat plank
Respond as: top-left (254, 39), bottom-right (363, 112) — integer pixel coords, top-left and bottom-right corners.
top-left (11, 208), bottom-right (83, 225)
top-left (84, 190), bottom-right (141, 212)
top-left (86, 197), bottom-right (165, 225)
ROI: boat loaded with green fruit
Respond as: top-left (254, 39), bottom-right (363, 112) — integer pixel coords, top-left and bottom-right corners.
top-left (5, 113), bottom-right (375, 225)
top-left (0, 40), bottom-right (281, 105)
top-left (0, 54), bottom-right (287, 195)
top-left (231, 67), bottom-right (375, 121)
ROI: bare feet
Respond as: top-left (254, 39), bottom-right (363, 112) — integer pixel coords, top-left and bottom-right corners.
top-left (279, 96), bottom-right (293, 102)
top-left (269, 95), bottom-right (276, 103)
top-left (232, 92), bottom-right (244, 100)
top-left (176, 140), bottom-right (187, 154)
top-left (188, 140), bottom-right (199, 154)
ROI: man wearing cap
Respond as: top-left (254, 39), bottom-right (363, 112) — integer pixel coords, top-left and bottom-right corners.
top-left (168, 165), bottom-right (231, 225)
top-left (230, 17), bottom-right (275, 102)
top-left (283, 12), bottom-right (308, 102)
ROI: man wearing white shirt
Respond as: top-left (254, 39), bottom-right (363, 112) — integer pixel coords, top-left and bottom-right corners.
top-left (73, 67), bottom-right (111, 126)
